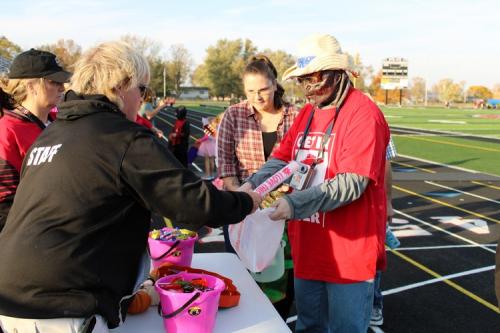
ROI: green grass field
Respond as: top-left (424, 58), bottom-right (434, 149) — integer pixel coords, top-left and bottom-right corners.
top-left (381, 106), bottom-right (500, 138)
top-left (381, 107), bottom-right (500, 175)
top-left (179, 100), bottom-right (228, 115)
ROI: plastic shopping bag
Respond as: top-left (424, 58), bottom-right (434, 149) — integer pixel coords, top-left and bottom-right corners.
top-left (229, 208), bottom-right (285, 273)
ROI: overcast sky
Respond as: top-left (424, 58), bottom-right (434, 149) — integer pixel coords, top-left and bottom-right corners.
top-left (2, 0), bottom-right (499, 88)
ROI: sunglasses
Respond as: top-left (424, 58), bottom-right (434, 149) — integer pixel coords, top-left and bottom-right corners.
top-left (138, 85), bottom-right (148, 95)
top-left (296, 72), bottom-right (324, 85)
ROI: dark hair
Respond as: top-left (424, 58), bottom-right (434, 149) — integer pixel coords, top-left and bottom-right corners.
top-left (0, 87), bottom-right (15, 117)
top-left (243, 55), bottom-right (285, 110)
top-left (176, 106), bottom-right (187, 119)
top-left (142, 87), bottom-right (154, 103)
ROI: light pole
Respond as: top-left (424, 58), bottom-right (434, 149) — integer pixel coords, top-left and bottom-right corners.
top-left (163, 66), bottom-right (166, 99)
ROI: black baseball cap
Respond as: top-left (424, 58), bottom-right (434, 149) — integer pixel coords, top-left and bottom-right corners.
top-left (8, 48), bottom-right (71, 83)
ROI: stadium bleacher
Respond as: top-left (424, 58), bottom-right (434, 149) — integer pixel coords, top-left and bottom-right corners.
top-left (0, 55), bottom-right (11, 74)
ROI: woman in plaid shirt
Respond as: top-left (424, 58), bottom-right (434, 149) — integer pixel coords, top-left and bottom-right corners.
top-left (217, 55), bottom-right (298, 319)
top-left (217, 55), bottom-right (297, 189)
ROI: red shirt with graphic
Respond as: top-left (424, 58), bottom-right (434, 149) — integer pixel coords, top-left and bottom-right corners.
top-left (272, 88), bottom-right (390, 283)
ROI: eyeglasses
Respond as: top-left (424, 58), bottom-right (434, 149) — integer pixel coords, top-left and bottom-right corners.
top-left (245, 86), bottom-right (273, 98)
top-left (296, 72), bottom-right (324, 85)
top-left (138, 85), bottom-right (148, 95)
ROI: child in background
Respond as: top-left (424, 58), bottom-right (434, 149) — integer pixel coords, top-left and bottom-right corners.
top-left (198, 115), bottom-right (222, 180)
top-left (168, 106), bottom-right (190, 167)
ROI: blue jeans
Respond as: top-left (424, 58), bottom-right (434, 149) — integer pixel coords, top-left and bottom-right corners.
top-left (294, 277), bottom-right (374, 333)
top-left (373, 271), bottom-right (383, 310)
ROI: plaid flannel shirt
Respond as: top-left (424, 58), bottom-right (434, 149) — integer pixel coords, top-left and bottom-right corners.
top-left (386, 135), bottom-right (397, 160)
top-left (217, 101), bottom-right (297, 182)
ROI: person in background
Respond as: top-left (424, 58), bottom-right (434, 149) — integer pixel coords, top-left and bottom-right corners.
top-left (0, 49), bottom-right (71, 231)
top-left (370, 136), bottom-right (397, 327)
top-left (0, 40), bottom-right (261, 333)
top-left (240, 34), bottom-right (390, 333)
top-left (217, 55), bottom-right (298, 319)
top-left (136, 87), bottom-right (164, 139)
top-left (168, 106), bottom-right (190, 167)
top-left (197, 115), bottom-right (221, 180)
top-left (139, 87), bottom-right (166, 126)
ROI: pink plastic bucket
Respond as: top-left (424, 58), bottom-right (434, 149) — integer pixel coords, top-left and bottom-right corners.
top-left (155, 272), bottom-right (225, 333)
top-left (148, 228), bottom-right (198, 269)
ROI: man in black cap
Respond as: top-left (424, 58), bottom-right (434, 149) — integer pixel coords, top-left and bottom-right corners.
top-left (0, 49), bottom-right (71, 230)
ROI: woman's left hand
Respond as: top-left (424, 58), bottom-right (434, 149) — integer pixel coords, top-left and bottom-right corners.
top-left (269, 198), bottom-right (292, 221)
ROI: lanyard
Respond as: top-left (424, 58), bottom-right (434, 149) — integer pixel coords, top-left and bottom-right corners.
top-left (294, 104), bottom-right (342, 164)
top-left (17, 106), bottom-right (48, 130)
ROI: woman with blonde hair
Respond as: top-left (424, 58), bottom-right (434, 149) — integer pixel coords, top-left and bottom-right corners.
top-left (0, 41), bottom-right (260, 332)
top-left (0, 49), bottom-right (70, 231)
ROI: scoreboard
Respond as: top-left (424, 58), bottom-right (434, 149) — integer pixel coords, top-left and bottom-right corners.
top-left (381, 57), bottom-right (408, 90)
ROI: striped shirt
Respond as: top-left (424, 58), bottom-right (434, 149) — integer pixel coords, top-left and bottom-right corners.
top-left (217, 101), bottom-right (298, 182)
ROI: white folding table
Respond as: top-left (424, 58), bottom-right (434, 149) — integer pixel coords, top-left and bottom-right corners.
top-left (111, 253), bottom-right (291, 333)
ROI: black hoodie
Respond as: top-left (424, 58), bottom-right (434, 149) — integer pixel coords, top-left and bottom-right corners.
top-left (0, 91), bottom-right (253, 328)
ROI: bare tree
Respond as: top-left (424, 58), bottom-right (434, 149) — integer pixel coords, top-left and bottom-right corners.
top-left (432, 79), bottom-right (463, 105)
top-left (165, 44), bottom-right (193, 96)
top-left (0, 36), bottom-right (22, 60)
top-left (119, 35), bottom-right (166, 96)
top-left (120, 34), bottom-right (161, 61)
top-left (410, 77), bottom-right (426, 103)
top-left (37, 39), bottom-right (82, 70)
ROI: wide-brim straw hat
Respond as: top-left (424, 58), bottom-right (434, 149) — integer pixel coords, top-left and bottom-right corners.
top-left (282, 34), bottom-right (355, 81)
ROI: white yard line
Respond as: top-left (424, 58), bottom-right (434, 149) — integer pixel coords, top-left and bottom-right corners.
top-left (394, 244), bottom-right (497, 251)
top-left (397, 154), bottom-right (481, 174)
top-left (390, 125), bottom-right (500, 141)
top-left (394, 210), bottom-right (496, 254)
top-left (425, 181), bottom-right (500, 204)
top-left (156, 113), bottom-right (204, 131)
top-left (383, 265), bottom-right (495, 296)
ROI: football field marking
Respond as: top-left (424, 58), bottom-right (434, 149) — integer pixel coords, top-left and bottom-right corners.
top-left (425, 181), bottom-right (500, 204)
top-left (393, 185), bottom-right (500, 225)
top-left (383, 265), bottom-right (495, 296)
top-left (387, 249), bottom-right (499, 313)
top-left (394, 210), bottom-right (495, 254)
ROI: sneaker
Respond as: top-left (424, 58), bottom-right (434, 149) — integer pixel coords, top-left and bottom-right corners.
top-left (370, 307), bottom-right (383, 326)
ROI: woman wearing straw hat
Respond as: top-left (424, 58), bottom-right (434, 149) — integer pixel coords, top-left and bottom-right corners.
top-left (240, 34), bottom-right (390, 333)
top-left (0, 49), bottom-right (71, 231)
top-left (0, 41), bottom-right (261, 333)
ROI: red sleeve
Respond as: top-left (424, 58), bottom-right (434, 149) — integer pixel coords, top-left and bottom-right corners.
top-left (336, 103), bottom-right (389, 184)
top-left (272, 104), bottom-right (311, 162)
top-left (0, 127), bottom-right (24, 172)
top-left (135, 115), bottom-right (153, 129)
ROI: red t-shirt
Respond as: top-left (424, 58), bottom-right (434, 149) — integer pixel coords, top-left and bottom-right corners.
top-left (272, 88), bottom-right (390, 283)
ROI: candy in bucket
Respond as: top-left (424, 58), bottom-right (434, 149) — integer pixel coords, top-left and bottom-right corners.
top-left (155, 272), bottom-right (225, 333)
top-left (148, 228), bottom-right (198, 269)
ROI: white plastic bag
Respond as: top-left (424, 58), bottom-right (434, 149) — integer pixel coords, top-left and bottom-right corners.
top-left (229, 208), bottom-right (285, 273)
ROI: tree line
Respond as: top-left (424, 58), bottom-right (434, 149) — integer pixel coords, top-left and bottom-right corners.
top-left (1, 35), bottom-right (498, 105)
